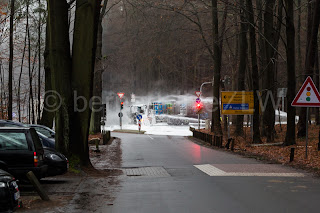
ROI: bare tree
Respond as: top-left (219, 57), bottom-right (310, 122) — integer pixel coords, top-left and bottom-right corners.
top-left (284, 0), bottom-right (296, 145)
top-left (8, 0), bottom-right (14, 120)
top-left (297, 0), bottom-right (320, 138)
top-left (235, 0), bottom-right (247, 136)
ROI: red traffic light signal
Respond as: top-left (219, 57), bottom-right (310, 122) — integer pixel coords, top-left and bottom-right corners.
top-left (121, 102), bottom-right (124, 110)
top-left (195, 101), bottom-right (203, 110)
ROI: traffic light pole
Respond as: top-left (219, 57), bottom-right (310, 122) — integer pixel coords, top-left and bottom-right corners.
top-left (200, 81), bottom-right (213, 99)
top-left (198, 114), bottom-right (200, 130)
top-left (120, 102), bottom-right (122, 130)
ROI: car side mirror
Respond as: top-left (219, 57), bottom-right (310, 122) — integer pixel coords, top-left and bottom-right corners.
top-left (50, 132), bottom-right (55, 138)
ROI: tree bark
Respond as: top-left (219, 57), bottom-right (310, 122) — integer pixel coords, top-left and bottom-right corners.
top-left (314, 45), bottom-right (319, 125)
top-left (40, 20), bottom-right (54, 128)
top-left (8, 0), bottom-right (14, 120)
top-left (47, 0), bottom-right (73, 155)
top-left (284, 0), bottom-right (296, 146)
top-left (90, 0), bottom-right (109, 134)
top-left (18, 20), bottom-right (28, 122)
top-left (37, 0), bottom-right (42, 123)
top-left (71, 0), bottom-right (101, 165)
top-left (210, 0), bottom-right (222, 136)
top-left (27, 0), bottom-right (35, 124)
top-left (246, 0), bottom-right (262, 143)
top-left (235, 0), bottom-right (247, 136)
top-left (262, 0), bottom-right (277, 142)
top-left (297, 0), bottom-right (320, 138)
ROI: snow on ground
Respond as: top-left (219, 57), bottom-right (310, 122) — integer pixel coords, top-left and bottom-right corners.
top-left (103, 123), bottom-right (193, 136)
top-left (103, 110), bottom-right (294, 137)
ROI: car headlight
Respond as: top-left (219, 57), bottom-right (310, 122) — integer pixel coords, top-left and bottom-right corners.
top-left (0, 182), bottom-right (6, 188)
top-left (47, 154), bottom-right (63, 161)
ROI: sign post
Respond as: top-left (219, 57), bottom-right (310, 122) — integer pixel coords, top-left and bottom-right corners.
top-left (195, 97), bottom-right (202, 130)
top-left (221, 91), bottom-right (254, 140)
top-left (291, 76), bottom-right (320, 159)
top-left (136, 114), bottom-right (142, 132)
top-left (117, 93), bottom-right (125, 130)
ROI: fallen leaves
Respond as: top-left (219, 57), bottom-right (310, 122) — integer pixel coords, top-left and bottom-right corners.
top-left (198, 124), bottom-right (320, 176)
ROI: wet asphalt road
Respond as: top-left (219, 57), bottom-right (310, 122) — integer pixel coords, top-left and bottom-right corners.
top-left (98, 132), bottom-right (320, 213)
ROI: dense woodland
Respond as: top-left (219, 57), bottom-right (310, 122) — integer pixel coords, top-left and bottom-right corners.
top-left (0, 0), bottom-right (319, 165)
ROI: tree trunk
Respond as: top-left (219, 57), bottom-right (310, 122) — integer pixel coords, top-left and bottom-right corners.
top-left (8, 0), bottom-right (14, 120)
top-left (27, 0), bottom-right (35, 124)
top-left (297, 0), bottom-right (302, 85)
top-left (18, 21), bottom-right (28, 122)
top-left (314, 45), bottom-right (319, 125)
top-left (262, 0), bottom-right (277, 142)
top-left (297, 0), bottom-right (320, 138)
top-left (37, 0), bottom-right (42, 123)
top-left (235, 0), bottom-right (247, 136)
top-left (246, 0), bottom-right (262, 143)
top-left (89, 0), bottom-right (108, 134)
top-left (71, 0), bottom-right (101, 165)
top-left (284, 0), bottom-right (296, 146)
top-left (40, 21), bottom-right (54, 128)
top-left (47, 0), bottom-right (73, 155)
top-left (210, 0), bottom-right (222, 136)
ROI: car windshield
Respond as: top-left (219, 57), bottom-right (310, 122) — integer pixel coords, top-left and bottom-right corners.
top-left (0, 132), bottom-right (28, 150)
top-left (32, 126), bottom-right (53, 138)
top-left (36, 131), bottom-right (49, 139)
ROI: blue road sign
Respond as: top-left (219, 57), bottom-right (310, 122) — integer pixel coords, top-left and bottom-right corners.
top-left (223, 104), bottom-right (249, 110)
top-left (136, 114), bottom-right (142, 121)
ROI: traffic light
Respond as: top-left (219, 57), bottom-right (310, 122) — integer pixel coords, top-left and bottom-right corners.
top-left (306, 86), bottom-right (311, 102)
top-left (102, 104), bottom-right (106, 117)
top-left (195, 99), bottom-right (203, 114)
top-left (121, 102), bottom-right (124, 110)
top-left (196, 102), bottom-right (203, 110)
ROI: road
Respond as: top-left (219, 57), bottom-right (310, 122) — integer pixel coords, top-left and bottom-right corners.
top-left (98, 132), bottom-right (320, 213)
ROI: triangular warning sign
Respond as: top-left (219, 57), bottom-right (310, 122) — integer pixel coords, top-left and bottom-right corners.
top-left (292, 76), bottom-right (320, 107)
top-left (195, 91), bottom-right (201, 97)
top-left (117, 92), bottom-right (124, 99)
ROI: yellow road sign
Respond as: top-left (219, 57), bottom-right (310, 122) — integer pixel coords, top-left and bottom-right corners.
top-left (221, 91), bottom-right (254, 115)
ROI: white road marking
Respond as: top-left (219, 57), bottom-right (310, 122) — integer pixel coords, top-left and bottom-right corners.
top-left (194, 164), bottom-right (305, 177)
top-left (147, 135), bottom-right (154, 140)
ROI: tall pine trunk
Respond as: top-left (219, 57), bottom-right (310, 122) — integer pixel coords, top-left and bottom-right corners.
top-left (8, 0), bottom-right (14, 120)
top-left (37, 0), bottom-right (42, 123)
top-left (90, 0), bottom-right (109, 134)
top-left (211, 0), bottom-right (222, 135)
top-left (40, 20), bottom-right (54, 128)
top-left (262, 0), bottom-right (279, 142)
top-left (297, 0), bottom-right (320, 137)
top-left (247, 0), bottom-right (262, 143)
top-left (284, 0), bottom-right (296, 145)
top-left (47, 0), bottom-right (73, 155)
top-left (27, 0), bottom-right (35, 124)
top-left (235, 0), bottom-right (247, 136)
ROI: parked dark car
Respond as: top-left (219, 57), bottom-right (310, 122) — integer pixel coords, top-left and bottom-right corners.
top-left (28, 124), bottom-right (55, 139)
top-left (0, 125), bottom-right (67, 178)
top-left (0, 120), bottom-right (55, 149)
top-left (43, 147), bottom-right (68, 177)
top-left (0, 169), bottom-right (20, 212)
top-left (0, 128), bottom-right (48, 179)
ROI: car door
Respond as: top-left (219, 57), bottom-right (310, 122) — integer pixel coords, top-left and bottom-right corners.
top-left (0, 130), bottom-right (33, 171)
